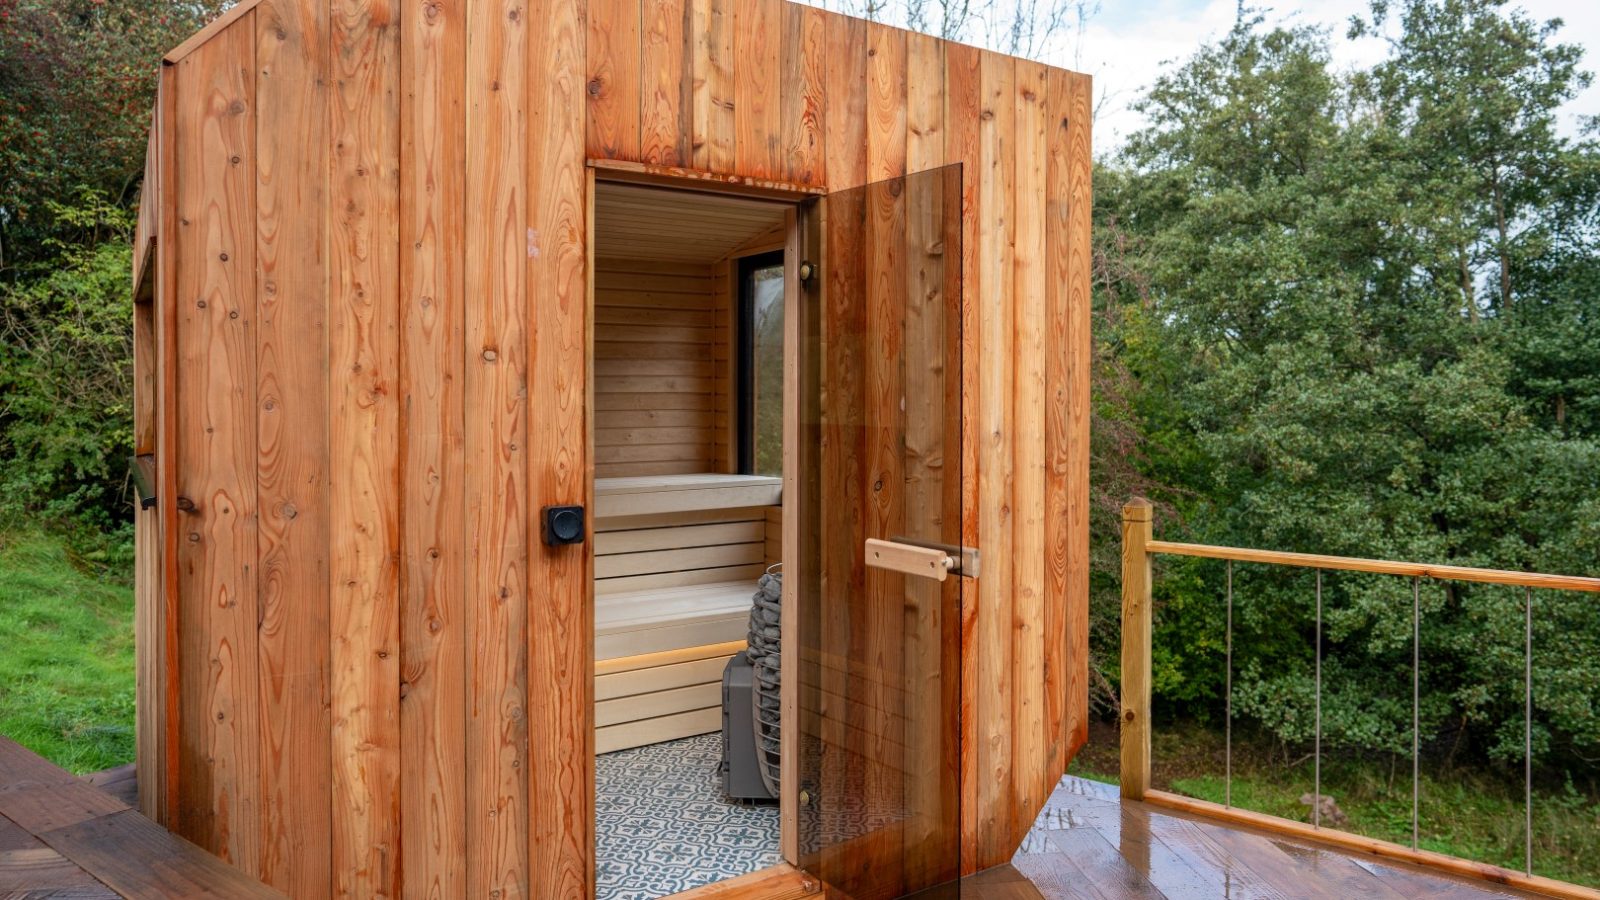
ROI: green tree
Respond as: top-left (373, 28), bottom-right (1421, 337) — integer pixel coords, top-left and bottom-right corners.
top-left (0, 1), bottom-right (228, 557)
top-left (1097, 2), bottom-right (1600, 771)
top-left (0, 0), bottom-right (227, 272)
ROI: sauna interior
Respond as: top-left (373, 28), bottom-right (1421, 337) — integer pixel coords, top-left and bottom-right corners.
top-left (590, 179), bottom-right (792, 896)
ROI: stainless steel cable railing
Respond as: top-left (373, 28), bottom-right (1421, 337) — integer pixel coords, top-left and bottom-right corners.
top-left (1119, 498), bottom-right (1600, 900)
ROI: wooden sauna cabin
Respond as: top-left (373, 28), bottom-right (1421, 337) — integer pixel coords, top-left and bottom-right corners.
top-left (128, 0), bottom-right (1092, 896)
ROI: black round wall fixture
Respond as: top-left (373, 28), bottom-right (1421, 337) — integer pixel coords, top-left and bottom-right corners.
top-left (542, 504), bottom-right (585, 546)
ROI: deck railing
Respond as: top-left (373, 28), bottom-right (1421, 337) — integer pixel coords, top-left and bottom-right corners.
top-left (1119, 498), bottom-right (1600, 900)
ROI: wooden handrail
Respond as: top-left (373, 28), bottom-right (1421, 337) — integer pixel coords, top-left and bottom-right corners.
top-left (1145, 540), bottom-right (1600, 592)
top-left (1119, 497), bottom-right (1600, 897)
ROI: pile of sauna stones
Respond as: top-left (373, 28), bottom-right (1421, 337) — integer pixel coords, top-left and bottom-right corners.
top-left (748, 571), bottom-right (783, 795)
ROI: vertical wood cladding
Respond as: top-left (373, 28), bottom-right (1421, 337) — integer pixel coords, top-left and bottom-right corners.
top-left (138, 0), bottom-right (1089, 894)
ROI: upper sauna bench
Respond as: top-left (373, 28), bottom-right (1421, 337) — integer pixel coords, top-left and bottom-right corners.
top-left (592, 474), bottom-right (782, 752)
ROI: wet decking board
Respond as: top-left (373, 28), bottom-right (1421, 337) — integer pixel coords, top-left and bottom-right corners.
top-left (966, 776), bottom-right (1540, 900)
top-left (0, 739), bottom-right (283, 899)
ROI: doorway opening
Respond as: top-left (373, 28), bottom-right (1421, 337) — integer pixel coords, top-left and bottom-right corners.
top-left (589, 178), bottom-right (793, 899)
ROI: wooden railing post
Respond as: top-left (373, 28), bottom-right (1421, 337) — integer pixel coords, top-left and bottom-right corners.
top-left (1121, 498), bottom-right (1153, 800)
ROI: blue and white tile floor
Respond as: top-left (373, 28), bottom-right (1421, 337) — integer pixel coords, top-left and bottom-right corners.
top-left (595, 733), bottom-right (781, 900)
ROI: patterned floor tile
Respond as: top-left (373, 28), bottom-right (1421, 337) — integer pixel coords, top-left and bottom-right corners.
top-left (596, 733), bottom-right (781, 900)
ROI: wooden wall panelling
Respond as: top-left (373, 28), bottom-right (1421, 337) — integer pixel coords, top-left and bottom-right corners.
top-left (778, 203), bottom-right (808, 864)
top-left (641, 0), bottom-right (691, 165)
top-left (131, 115), bottom-right (156, 831)
top-left (734, 0), bottom-right (781, 178)
top-left (1010, 56), bottom-right (1049, 844)
top-left (764, 506), bottom-right (782, 565)
top-left (940, 38), bottom-right (983, 874)
top-left (593, 259), bottom-right (717, 477)
top-left (812, 8), bottom-right (866, 883)
top-left (864, 23), bottom-right (906, 182)
top-left (586, 0), bottom-right (641, 160)
top-left (136, 76), bottom-right (171, 829)
top-left (712, 260), bottom-right (734, 472)
top-left (400, 0), bottom-right (467, 894)
top-left (937, 161), bottom-right (967, 882)
top-left (253, 1), bottom-right (330, 895)
top-left (327, 0), bottom-right (401, 893)
top-left (974, 47), bottom-right (1016, 867)
top-left (902, 30), bottom-right (953, 890)
top-left (145, 2), bottom-right (1095, 892)
top-left (156, 63), bottom-right (180, 830)
top-left (779, 3), bottom-right (826, 187)
top-left (691, 0), bottom-right (736, 172)
top-left (527, 0), bottom-right (591, 891)
top-left (133, 496), bottom-right (162, 825)
top-left (1061, 70), bottom-right (1094, 760)
top-left (171, 20), bottom-right (262, 873)
top-left (858, 20), bottom-right (909, 897)
top-left (465, 0), bottom-right (529, 892)
top-left (1040, 65), bottom-right (1072, 802)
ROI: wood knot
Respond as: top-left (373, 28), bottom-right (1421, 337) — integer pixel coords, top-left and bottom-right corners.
top-left (1123, 709), bottom-right (1136, 722)
top-left (587, 79), bottom-right (602, 97)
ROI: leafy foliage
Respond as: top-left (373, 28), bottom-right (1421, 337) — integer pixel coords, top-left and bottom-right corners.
top-left (1094, 0), bottom-right (1600, 774)
top-left (0, 192), bottom-right (137, 559)
top-left (0, 2), bottom-right (223, 561)
top-left (0, 0), bottom-right (226, 270)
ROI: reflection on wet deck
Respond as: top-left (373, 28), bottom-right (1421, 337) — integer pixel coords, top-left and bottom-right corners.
top-left (964, 776), bottom-right (1537, 899)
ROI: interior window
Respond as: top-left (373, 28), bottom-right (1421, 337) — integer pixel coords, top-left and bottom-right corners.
top-left (738, 251), bottom-right (785, 477)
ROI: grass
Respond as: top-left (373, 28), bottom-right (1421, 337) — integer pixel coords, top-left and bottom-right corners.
top-left (0, 528), bottom-right (136, 774)
top-left (1069, 720), bottom-right (1600, 889)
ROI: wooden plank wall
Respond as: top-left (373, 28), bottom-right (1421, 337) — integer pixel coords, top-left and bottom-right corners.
top-left (594, 259), bottom-right (720, 477)
top-left (132, 104), bottom-right (167, 829)
top-left (148, 0), bottom-right (595, 896)
top-left (580, 0), bottom-right (1093, 874)
top-left (141, 0), bottom-right (1088, 894)
top-left (712, 261), bottom-right (736, 472)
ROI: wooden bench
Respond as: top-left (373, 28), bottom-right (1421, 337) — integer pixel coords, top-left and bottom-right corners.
top-left (593, 474), bottom-right (781, 753)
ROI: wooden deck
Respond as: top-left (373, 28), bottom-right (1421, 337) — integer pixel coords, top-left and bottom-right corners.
top-left (962, 775), bottom-right (1544, 900)
top-left (2, 736), bottom-right (1560, 899)
top-left (0, 738), bottom-right (282, 899)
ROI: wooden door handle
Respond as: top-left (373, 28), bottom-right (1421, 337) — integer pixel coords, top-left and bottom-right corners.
top-left (864, 538), bottom-right (954, 582)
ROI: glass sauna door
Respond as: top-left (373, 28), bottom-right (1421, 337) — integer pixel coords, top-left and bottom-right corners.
top-left (790, 163), bottom-right (966, 899)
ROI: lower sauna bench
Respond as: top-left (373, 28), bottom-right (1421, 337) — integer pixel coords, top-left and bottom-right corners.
top-left (593, 474), bottom-right (782, 754)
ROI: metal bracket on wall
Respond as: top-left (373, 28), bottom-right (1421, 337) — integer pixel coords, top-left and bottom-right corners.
top-left (130, 454), bottom-right (157, 510)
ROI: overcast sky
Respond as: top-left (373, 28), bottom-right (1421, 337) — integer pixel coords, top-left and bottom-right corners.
top-left (1071, 0), bottom-right (1600, 153)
